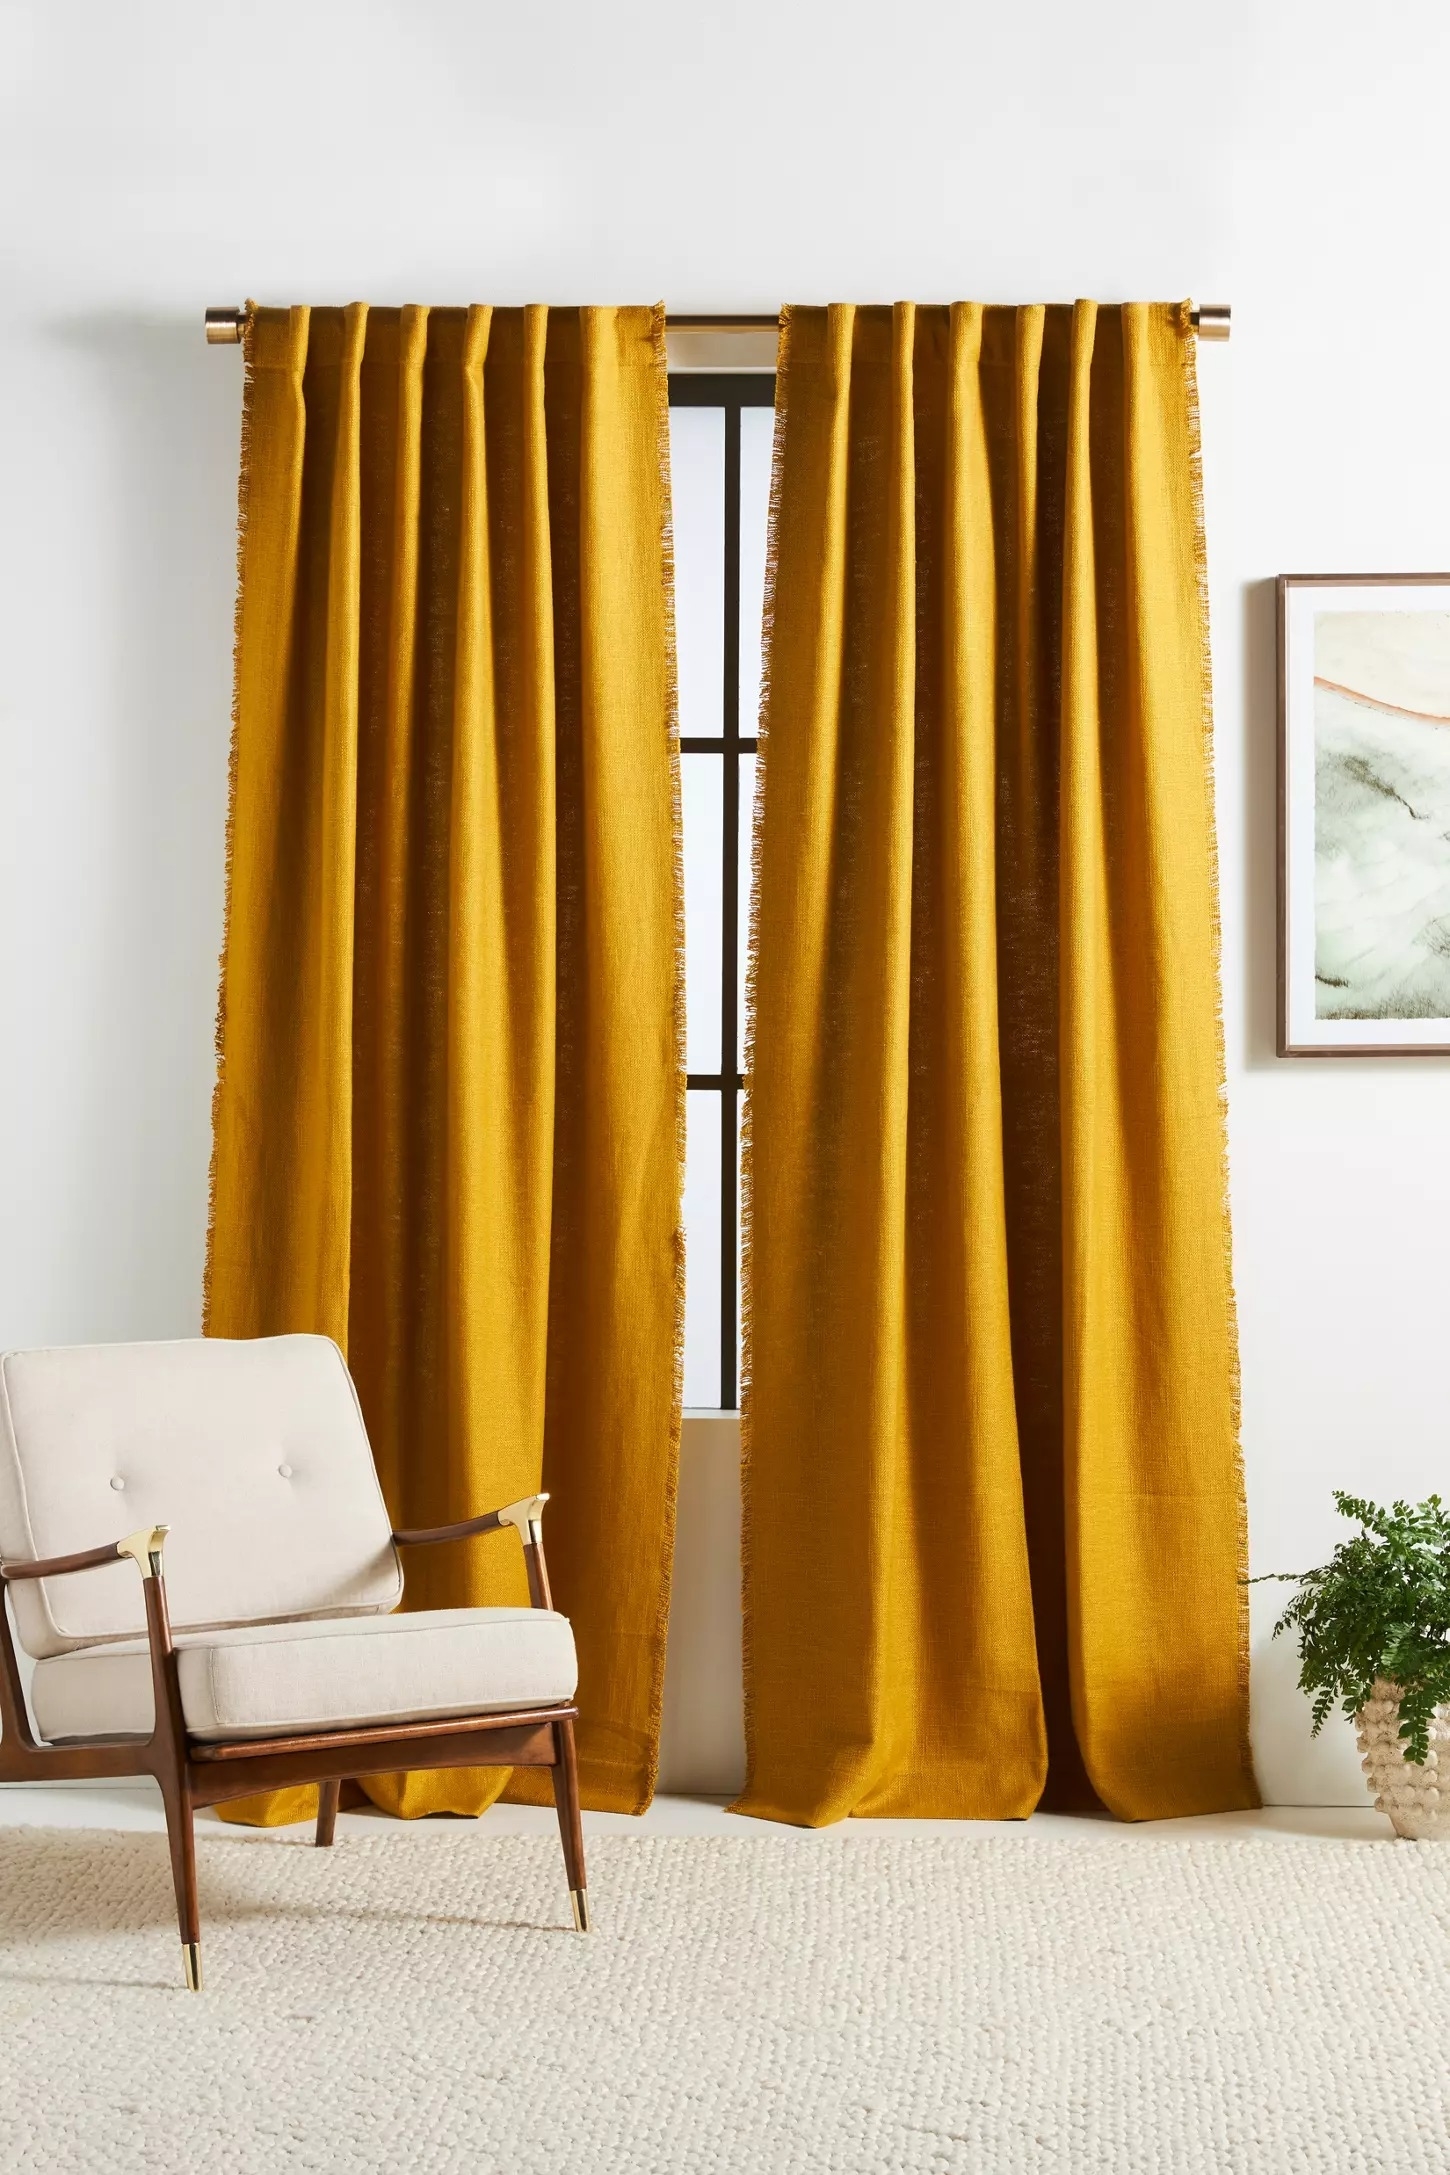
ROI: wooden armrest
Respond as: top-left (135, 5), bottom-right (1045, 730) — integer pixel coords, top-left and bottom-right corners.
top-left (392, 1493), bottom-right (554, 1609)
top-left (391, 1509), bottom-right (507, 1548)
top-left (1, 1525), bottom-right (170, 1582)
top-left (392, 1494), bottom-right (548, 1549)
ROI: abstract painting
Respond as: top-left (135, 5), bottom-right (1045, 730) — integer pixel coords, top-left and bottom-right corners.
top-left (1279, 576), bottom-right (1450, 1054)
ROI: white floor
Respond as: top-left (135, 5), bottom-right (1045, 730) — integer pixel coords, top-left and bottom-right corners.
top-left (0, 1780), bottom-right (1384, 1844)
top-left (6, 1809), bottom-right (1434, 2172)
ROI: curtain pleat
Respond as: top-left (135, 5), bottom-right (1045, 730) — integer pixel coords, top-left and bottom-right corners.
top-left (739, 300), bottom-right (1255, 1826)
top-left (205, 302), bottom-right (682, 1824)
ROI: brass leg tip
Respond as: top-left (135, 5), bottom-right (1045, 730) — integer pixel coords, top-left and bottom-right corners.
top-left (182, 1941), bottom-right (203, 1992)
top-left (570, 1888), bottom-right (591, 1934)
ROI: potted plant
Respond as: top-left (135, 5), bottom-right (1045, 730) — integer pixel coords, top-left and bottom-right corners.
top-left (1266, 1491), bottom-right (1450, 1840)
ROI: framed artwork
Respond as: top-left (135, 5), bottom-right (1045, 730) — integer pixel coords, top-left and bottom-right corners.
top-left (1278, 573), bottom-right (1450, 1055)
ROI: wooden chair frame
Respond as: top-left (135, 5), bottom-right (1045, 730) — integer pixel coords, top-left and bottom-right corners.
top-left (0, 1496), bottom-right (587, 1989)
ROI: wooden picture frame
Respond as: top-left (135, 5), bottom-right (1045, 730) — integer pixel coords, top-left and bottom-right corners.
top-left (1278, 572), bottom-right (1450, 1056)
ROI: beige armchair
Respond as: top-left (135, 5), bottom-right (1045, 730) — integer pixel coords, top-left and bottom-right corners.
top-left (0, 1334), bottom-right (587, 1989)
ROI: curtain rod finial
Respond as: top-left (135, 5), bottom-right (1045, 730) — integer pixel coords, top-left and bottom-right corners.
top-left (1191, 302), bottom-right (1231, 342)
top-left (205, 305), bottom-right (247, 346)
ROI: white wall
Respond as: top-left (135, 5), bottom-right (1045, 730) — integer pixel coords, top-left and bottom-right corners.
top-left (3, 0), bottom-right (1449, 1805)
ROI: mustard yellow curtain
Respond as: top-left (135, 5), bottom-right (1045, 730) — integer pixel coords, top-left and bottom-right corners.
top-left (205, 302), bottom-right (682, 1824)
top-left (739, 300), bottom-right (1256, 1826)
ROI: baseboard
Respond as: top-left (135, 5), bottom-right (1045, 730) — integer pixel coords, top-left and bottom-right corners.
top-left (0, 1777), bottom-right (153, 1790)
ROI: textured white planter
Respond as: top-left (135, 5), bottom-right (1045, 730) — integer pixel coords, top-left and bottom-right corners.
top-left (1356, 1678), bottom-right (1450, 1840)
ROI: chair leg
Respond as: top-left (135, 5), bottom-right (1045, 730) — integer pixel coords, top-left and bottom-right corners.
top-left (551, 1716), bottom-right (589, 1931)
top-left (159, 1771), bottom-right (202, 1991)
top-left (315, 1779), bottom-right (342, 1848)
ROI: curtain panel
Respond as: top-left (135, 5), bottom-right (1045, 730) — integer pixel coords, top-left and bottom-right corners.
top-left (205, 301), bottom-right (683, 1823)
top-left (740, 300), bottom-right (1256, 1826)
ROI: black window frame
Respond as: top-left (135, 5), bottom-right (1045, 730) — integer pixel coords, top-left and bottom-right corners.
top-left (670, 370), bottom-right (776, 1411)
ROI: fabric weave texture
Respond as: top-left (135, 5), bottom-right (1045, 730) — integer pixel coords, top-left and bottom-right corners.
top-left (740, 301), bottom-right (1254, 1824)
top-left (205, 302), bottom-right (683, 1822)
top-left (0, 1824), bottom-right (1438, 2173)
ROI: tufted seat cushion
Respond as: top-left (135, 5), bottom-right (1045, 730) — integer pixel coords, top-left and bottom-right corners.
top-left (30, 1607), bottom-right (578, 1744)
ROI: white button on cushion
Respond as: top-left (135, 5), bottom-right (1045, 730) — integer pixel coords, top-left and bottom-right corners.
top-left (110, 1477), bottom-right (125, 1491)
top-left (278, 1463), bottom-right (293, 1479)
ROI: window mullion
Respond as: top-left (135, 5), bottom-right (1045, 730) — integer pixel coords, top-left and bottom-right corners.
top-left (720, 402), bottom-right (742, 1411)
top-left (669, 372), bottom-right (772, 1410)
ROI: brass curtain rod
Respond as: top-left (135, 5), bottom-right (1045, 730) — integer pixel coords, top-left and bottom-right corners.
top-left (204, 302), bottom-right (1231, 344)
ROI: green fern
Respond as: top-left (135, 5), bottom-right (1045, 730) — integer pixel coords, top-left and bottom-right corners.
top-left (1261, 1492), bottom-right (1450, 1767)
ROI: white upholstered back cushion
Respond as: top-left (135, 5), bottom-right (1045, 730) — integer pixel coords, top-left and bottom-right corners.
top-left (0, 1336), bottom-right (403, 1658)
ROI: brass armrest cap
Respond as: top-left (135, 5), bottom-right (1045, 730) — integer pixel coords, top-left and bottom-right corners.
top-left (115, 1525), bottom-right (170, 1575)
top-left (496, 1494), bottom-right (549, 1535)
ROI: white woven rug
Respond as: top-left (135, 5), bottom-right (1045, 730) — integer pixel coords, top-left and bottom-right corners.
top-left (0, 1823), bottom-right (1446, 2172)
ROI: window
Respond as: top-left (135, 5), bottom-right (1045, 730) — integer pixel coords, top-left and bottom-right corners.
top-left (671, 372), bottom-right (776, 1410)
